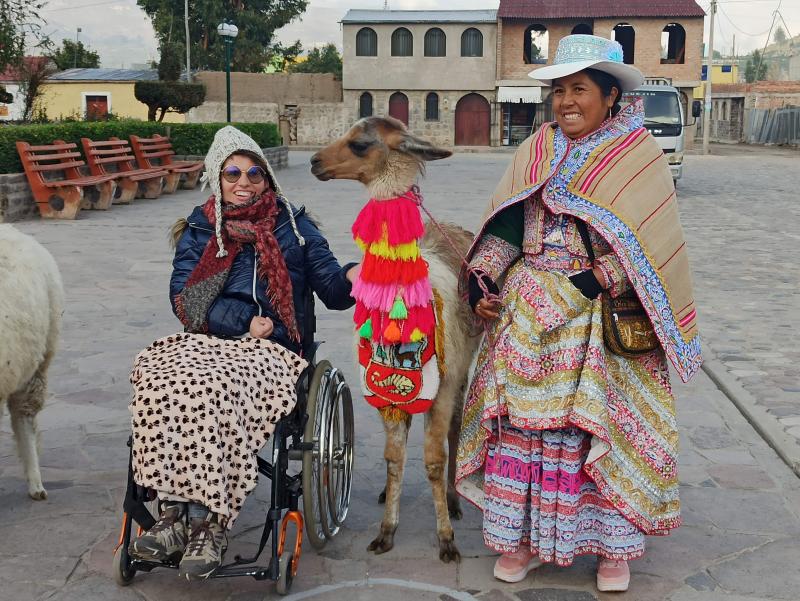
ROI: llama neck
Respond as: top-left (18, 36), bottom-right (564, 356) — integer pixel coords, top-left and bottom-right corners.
top-left (366, 154), bottom-right (420, 200)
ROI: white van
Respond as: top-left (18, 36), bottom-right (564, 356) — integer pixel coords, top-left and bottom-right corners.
top-left (621, 84), bottom-right (700, 183)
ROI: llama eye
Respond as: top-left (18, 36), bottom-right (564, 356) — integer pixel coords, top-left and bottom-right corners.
top-left (348, 140), bottom-right (371, 155)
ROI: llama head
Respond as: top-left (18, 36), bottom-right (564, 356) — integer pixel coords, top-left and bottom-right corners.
top-left (310, 116), bottom-right (452, 200)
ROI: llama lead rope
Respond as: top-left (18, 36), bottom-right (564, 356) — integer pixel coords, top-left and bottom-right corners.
top-left (410, 184), bottom-right (509, 459)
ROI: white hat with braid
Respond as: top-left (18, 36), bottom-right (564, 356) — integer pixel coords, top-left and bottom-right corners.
top-left (200, 125), bottom-right (304, 257)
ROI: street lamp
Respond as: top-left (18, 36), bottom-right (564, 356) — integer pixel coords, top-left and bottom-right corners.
top-left (74, 27), bottom-right (82, 69)
top-left (217, 21), bottom-right (239, 123)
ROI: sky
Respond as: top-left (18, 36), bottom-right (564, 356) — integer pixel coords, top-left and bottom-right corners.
top-left (36, 0), bottom-right (800, 69)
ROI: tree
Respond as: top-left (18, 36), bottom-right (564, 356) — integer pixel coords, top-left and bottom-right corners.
top-left (774, 26), bottom-right (787, 44)
top-left (744, 50), bottom-right (768, 83)
top-left (49, 39), bottom-right (101, 70)
top-left (19, 57), bottom-right (57, 122)
top-left (288, 43), bottom-right (342, 78)
top-left (135, 40), bottom-right (205, 121)
top-left (0, 0), bottom-right (47, 73)
top-left (137, 0), bottom-right (309, 73)
top-left (266, 40), bottom-right (302, 72)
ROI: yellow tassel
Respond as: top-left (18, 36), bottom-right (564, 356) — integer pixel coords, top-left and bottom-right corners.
top-left (410, 328), bottom-right (424, 342)
top-left (367, 239), bottom-right (420, 261)
top-left (379, 405), bottom-right (408, 423)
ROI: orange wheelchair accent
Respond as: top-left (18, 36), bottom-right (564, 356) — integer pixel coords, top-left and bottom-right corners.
top-left (277, 510), bottom-right (304, 576)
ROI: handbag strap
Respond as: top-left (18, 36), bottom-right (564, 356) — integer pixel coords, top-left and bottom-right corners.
top-left (575, 218), bottom-right (596, 263)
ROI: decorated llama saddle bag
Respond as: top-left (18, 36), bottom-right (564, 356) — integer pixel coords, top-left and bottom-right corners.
top-left (351, 189), bottom-right (443, 419)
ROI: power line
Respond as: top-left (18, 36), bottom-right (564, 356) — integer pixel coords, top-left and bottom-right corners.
top-left (47, 0), bottom-right (128, 11)
top-left (717, 2), bottom-right (775, 37)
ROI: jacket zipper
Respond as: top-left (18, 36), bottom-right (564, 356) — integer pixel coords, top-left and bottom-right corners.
top-left (252, 253), bottom-right (263, 317)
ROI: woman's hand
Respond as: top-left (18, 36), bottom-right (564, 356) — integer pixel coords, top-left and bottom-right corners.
top-left (346, 264), bottom-right (360, 283)
top-left (592, 266), bottom-right (608, 289)
top-left (475, 298), bottom-right (502, 321)
top-left (249, 316), bottom-right (274, 338)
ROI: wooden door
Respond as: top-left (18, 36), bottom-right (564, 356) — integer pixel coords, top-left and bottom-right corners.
top-left (86, 95), bottom-right (109, 120)
top-left (455, 93), bottom-right (490, 146)
top-left (388, 92), bottom-right (409, 126)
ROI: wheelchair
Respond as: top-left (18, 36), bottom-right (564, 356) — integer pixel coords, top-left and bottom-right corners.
top-left (112, 291), bottom-right (355, 595)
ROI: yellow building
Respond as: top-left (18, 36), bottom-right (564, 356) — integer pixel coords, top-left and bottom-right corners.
top-left (694, 62), bottom-right (740, 98)
top-left (39, 68), bottom-right (185, 123)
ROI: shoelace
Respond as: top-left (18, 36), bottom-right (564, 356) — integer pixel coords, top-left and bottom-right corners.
top-left (151, 509), bottom-right (180, 533)
top-left (186, 521), bottom-right (219, 557)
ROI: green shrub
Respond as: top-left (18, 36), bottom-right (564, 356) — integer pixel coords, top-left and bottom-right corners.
top-left (1, 120), bottom-right (280, 173)
top-left (134, 81), bottom-right (206, 121)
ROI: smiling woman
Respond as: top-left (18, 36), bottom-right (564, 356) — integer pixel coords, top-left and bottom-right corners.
top-left (457, 35), bottom-right (702, 594)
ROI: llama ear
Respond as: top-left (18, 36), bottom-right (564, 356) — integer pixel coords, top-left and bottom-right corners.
top-left (397, 132), bottom-right (452, 161)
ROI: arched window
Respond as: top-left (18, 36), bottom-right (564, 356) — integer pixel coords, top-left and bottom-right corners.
top-left (391, 27), bottom-right (413, 56)
top-left (571, 23), bottom-right (593, 35)
top-left (356, 27), bottom-right (378, 57)
top-left (524, 24), bottom-right (549, 64)
top-left (613, 23), bottom-right (636, 64)
top-left (461, 28), bottom-right (483, 57)
top-left (426, 92), bottom-right (439, 121)
top-left (661, 23), bottom-right (686, 64)
top-left (424, 28), bottom-right (446, 57)
top-left (359, 92), bottom-right (373, 118)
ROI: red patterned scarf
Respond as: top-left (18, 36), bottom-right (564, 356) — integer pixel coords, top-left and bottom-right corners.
top-left (174, 190), bottom-right (299, 342)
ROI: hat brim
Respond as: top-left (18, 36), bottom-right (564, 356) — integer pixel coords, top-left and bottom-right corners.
top-left (529, 59), bottom-right (644, 93)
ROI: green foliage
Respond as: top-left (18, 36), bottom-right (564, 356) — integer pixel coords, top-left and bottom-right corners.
top-left (49, 39), bottom-right (101, 70)
top-left (774, 26), bottom-right (787, 45)
top-left (134, 81), bottom-right (206, 121)
top-left (1, 120), bottom-right (280, 173)
top-left (744, 50), bottom-right (768, 83)
top-left (0, 0), bottom-right (47, 72)
top-left (158, 41), bottom-right (183, 81)
top-left (267, 40), bottom-right (302, 73)
top-left (136, 0), bottom-right (308, 73)
top-left (288, 43), bottom-right (342, 78)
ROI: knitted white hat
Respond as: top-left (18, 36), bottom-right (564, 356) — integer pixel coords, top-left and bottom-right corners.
top-left (201, 125), bottom-right (304, 257)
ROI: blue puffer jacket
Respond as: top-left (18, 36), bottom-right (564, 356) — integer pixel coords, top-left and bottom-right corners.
top-left (170, 202), bottom-right (356, 353)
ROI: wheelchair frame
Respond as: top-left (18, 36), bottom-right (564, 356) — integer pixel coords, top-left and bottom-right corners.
top-left (112, 291), bottom-right (354, 595)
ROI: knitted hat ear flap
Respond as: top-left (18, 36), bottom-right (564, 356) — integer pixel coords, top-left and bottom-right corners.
top-left (214, 194), bottom-right (227, 258)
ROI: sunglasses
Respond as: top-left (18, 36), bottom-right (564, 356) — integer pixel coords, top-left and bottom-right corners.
top-left (222, 165), bottom-right (267, 184)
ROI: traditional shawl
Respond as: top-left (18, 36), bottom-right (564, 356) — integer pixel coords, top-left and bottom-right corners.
top-left (469, 100), bottom-right (701, 382)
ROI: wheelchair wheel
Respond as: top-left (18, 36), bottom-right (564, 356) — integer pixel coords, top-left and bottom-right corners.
top-left (302, 361), bottom-right (355, 549)
top-left (275, 552), bottom-right (294, 595)
top-left (112, 540), bottom-right (136, 586)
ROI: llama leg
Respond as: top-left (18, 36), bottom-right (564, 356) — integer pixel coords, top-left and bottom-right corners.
top-left (8, 382), bottom-right (47, 500)
top-left (368, 414), bottom-right (411, 554)
top-left (446, 402), bottom-right (463, 520)
top-left (425, 394), bottom-right (461, 563)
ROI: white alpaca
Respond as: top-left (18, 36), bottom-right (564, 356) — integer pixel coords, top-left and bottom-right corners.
top-left (0, 225), bottom-right (64, 500)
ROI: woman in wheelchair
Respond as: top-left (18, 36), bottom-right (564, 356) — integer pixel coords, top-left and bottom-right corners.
top-left (127, 126), bottom-right (358, 581)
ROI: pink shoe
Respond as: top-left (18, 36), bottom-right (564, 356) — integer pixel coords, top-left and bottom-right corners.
top-left (493, 548), bottom-right (541, 583)
top-left (597, 558), bottom-right (630, 592)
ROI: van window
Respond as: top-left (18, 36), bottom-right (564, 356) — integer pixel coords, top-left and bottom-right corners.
top-left (621, 91), bottom-right (681, 125)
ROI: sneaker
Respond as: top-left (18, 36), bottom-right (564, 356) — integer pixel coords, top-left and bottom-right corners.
top-left (597, 558), bottom-right (630, 592)
top-left (177, 512), bottom-right (228, 581)
top-left (128, 503), bottom-right (188, 562)
top-left (493, 548), bottom-right (541, 583)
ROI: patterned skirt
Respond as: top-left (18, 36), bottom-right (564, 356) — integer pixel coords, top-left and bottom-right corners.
top-left (129, 333), bottom-right (307, 527)
top-left (456, 261), bottom-right (680, 549)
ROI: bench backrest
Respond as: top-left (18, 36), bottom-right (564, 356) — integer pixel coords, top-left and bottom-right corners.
top-left (130, 134), bottom-right (176, 169)
top-left (16, 140), bottom-right (87, 183)
top-left (80, 137), bottom-right (138, 175)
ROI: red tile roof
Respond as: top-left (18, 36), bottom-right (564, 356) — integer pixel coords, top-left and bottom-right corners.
top-left (714, 82), bottom-right (800, 95)
top-left (498, 0), bottom-right (705, 19)
top-left (0, 56), bottom-right (55, 83)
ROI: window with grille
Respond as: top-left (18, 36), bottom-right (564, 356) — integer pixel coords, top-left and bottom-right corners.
top-left (392, 28), bottom-right (413, 57)
top-left (356, 28), bottom-right (378, 56)
top-left (359, 92), bottom-right (373, 118)
top-left (424, 28), bottom-right (446, 57)
top-left (461, 28), bottom-right (483, 57)
top-left (426, 92), bottom-right (439, 121)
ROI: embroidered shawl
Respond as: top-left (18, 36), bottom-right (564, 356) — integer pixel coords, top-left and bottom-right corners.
top-left (470, 100), bottom-right (702, 382)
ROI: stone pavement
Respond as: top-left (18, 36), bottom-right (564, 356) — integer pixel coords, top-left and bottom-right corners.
top-left (1, 149), bottom-right (799, 601)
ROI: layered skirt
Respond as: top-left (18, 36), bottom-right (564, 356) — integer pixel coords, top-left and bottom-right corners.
top-left (456, 261), bottom-right (680, 564)
top-left (130, 333), bottom-right (307, 526)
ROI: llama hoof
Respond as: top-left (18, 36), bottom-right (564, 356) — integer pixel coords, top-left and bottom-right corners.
top-left (367, 532), bottom-right (395, 555)
top-left (447, 492), bottom-right (462, 520)
top-left (28, 486), bottom-right (47, 501)
top-left (378, 488), bottom-right (386, 504)
top-left (438, 538), bottom-right (461, 563)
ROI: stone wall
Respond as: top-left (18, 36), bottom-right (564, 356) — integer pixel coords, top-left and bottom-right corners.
top-left (0, 173), bottom-right (38, 223)
top-left (0, 146), bottom-right (289, 223)
top-left (295, 104), bottom-right (353, 146)
top-left (186, 102), bottom-right (280, 125)
top-left (195, 72), bottom-right (342, 105)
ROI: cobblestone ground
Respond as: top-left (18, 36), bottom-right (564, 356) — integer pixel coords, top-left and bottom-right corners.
top-left (1, 147), bottom-right (798, 601)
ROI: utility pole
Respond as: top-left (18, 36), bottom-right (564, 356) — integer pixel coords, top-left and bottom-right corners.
top-left (702, 0), bottom-right (716, 155)
top-left (74, 27), bottom-right (82, 69)
top-left (184, 0), bottom-right (191, 83)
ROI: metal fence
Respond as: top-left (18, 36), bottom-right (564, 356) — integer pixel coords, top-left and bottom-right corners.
top-left (745, 107), bottom-right (800, 146)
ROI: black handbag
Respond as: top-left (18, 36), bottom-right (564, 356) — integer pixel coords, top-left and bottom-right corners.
top-left (575, 219), bottom-right (659, 358)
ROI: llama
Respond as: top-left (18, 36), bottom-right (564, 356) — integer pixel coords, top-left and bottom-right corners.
top-left (0, 225), bottom-right (64, 500)
top-left (311, 116), bottom-right (479, 562)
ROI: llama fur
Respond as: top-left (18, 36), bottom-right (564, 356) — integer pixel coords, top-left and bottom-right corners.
top-left (0, 225), bottom-right (64, 500)
top-left (311, 117), bottom-right (480, 562)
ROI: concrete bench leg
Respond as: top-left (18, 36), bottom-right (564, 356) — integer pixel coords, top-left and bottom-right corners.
top-left (137, 177), bottom-right (164, 199)
top-left (180, 170), bottom-right (201, 190)
top-left (114, 179), bottom-right (138, 204)
top-left (38, 185), bottom-right (83, 219)
top-left (81, 180), bottom-right (115, 210)
top-left (162, 173), bottom-right (180, 194)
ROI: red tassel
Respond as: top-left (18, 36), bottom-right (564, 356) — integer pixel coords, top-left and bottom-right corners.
top-left (360, 255), bottom-right (429, 285)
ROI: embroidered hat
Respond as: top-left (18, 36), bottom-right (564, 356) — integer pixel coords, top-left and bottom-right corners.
top-left (528, 34), bottom-right (644, 92)
top-left (202, 125), bottom-right (304, 258)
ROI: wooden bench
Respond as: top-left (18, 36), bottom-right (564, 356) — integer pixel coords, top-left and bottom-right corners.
top-left (130, 134), bottom-right (203, 194)
top-left (80, 137), bottom-right (168, 202)
top-left (16, 140), bottom-right (117, 219)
